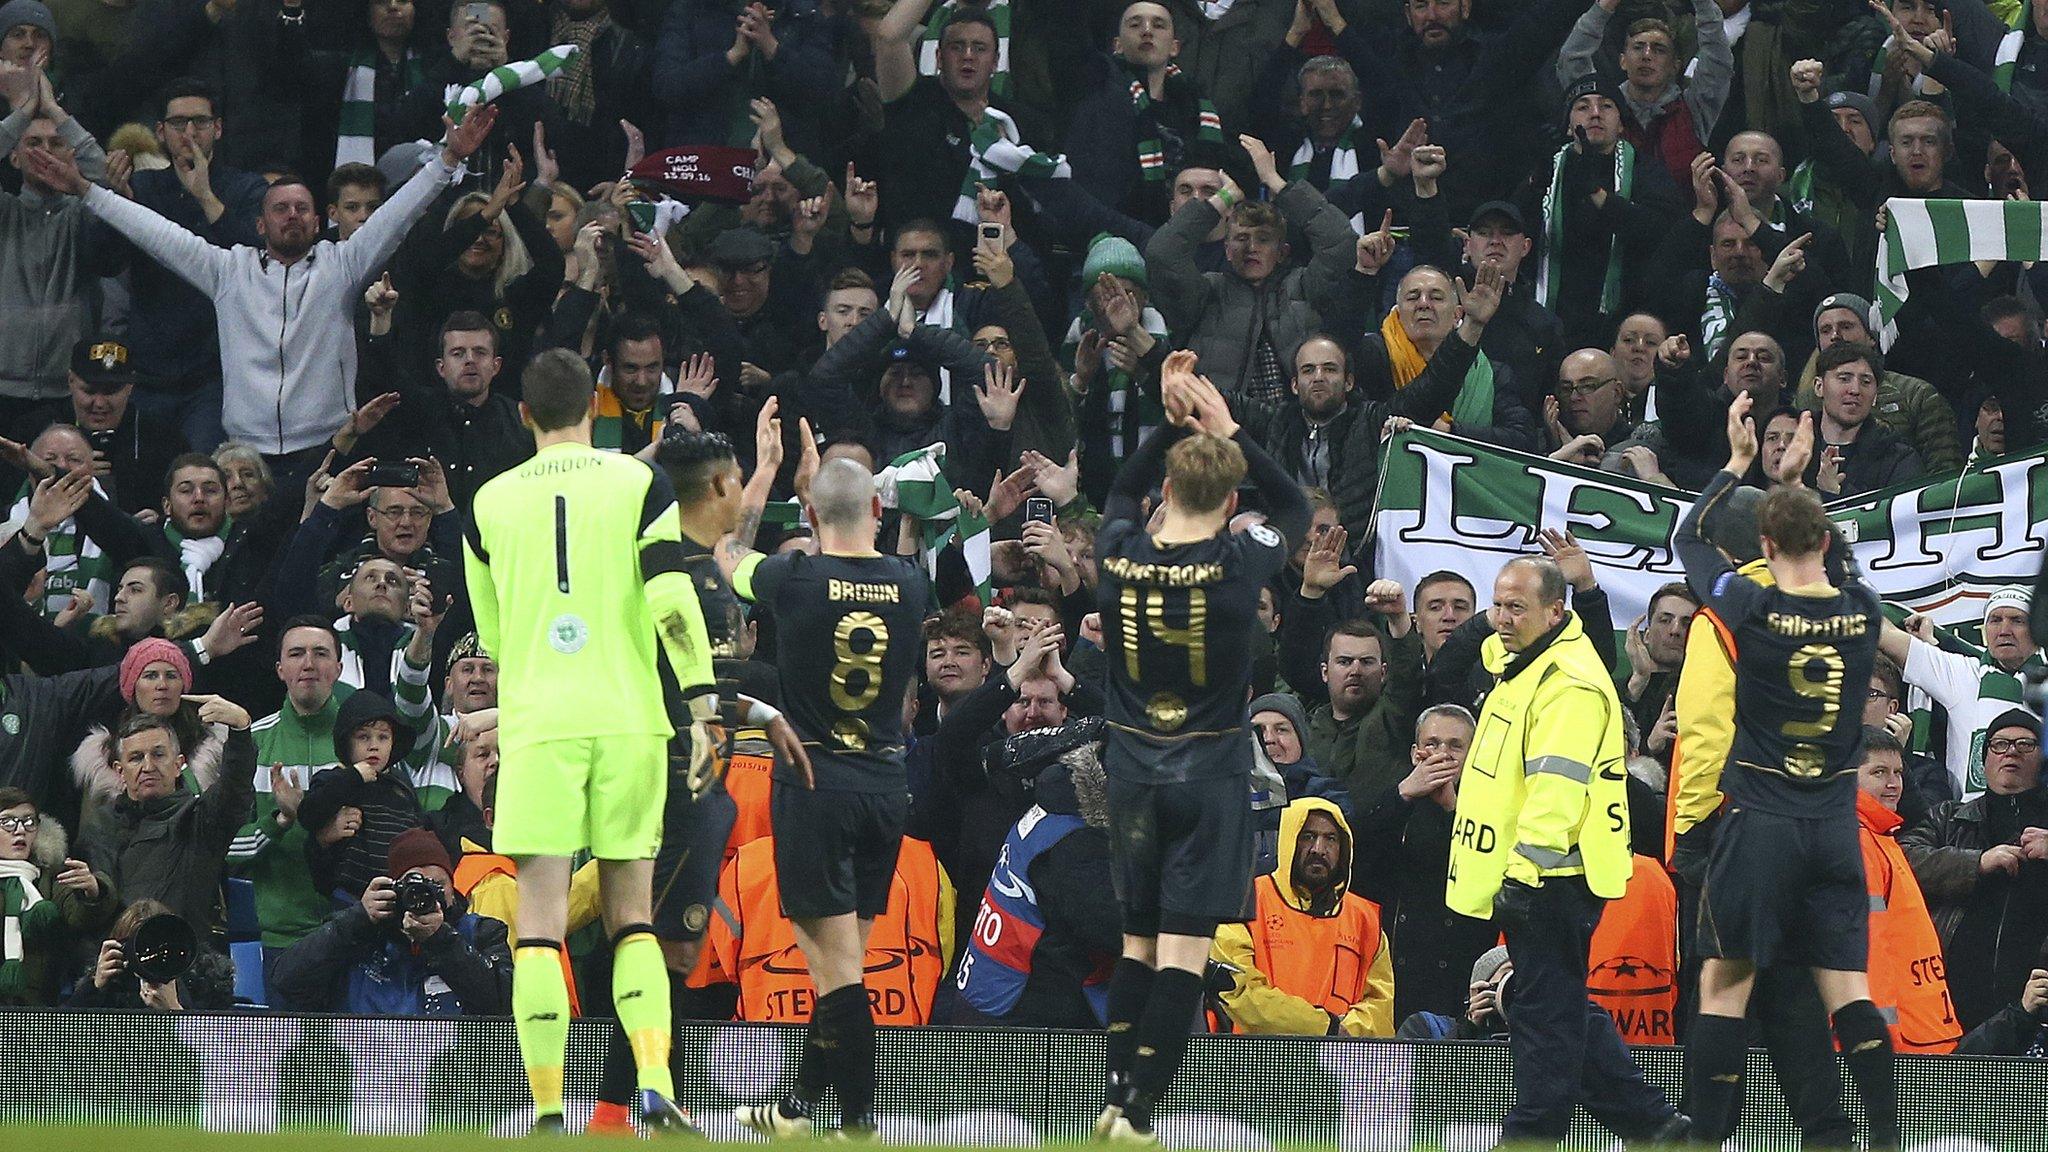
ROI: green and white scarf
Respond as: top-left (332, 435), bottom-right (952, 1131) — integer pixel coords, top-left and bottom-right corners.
top-left (1536, 140), bottom-right (1635, 316)
top-left (919, 0), bottom-right (1011, 98)
top-left (1289, 117), bottom-right (1362, 192)
top-left (336, 48), bottom-right (425, 167)
top-left (8, 484), bottom-right (111, 619)
top-left (445, 44), bottom-right (581, 123)
top-left (955, 105), bottom-right (1069, 223)
top-left (1, 861), bottom-right (44, 963)
top-left (1785, 159), bottom-right (1817, 217)
top-left (162, 517), bottom-right (230, 603)
top-left (1127, 62), bottom-right (1224, 183)
top-left (332, 614), bottom-right (419, 693)
top-left (1061, 305), bottom-right (1170, 461)
top-left (878, 443), bottom-right (991, 602)
top-left (1876, 197), bottom-right (2048, 347)
top-left (1700, 273), bottom-right (1738, 361)
top-left (1994, 0), bottom-right (2028, 91)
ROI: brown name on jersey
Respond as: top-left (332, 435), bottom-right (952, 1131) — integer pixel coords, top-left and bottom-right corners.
top-left (829, 579), bottom-right (901, 604)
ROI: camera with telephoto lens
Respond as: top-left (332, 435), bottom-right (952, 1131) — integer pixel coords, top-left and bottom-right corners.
top-left (394, 872), bottom-right (444, 917)
top-left (128, 914), bottom-right (198, 985)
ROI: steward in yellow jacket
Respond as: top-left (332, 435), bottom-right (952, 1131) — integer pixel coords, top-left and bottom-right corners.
top-left (1447, 608), bottom-right (1632, 918)
top-left (1212, 798), bottom-right (1394, 1037)
top-left (1446, 557), bottom-right (1682, 1145)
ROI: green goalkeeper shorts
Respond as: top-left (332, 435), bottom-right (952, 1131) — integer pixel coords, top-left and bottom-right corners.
top-left (492, 734), bottom-right (667, 859)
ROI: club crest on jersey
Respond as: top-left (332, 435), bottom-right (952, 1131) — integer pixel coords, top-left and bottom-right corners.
top-left (548, 613), bottom-right (589, 654)
top-left (1248, 523), bottom-right (1281, 548)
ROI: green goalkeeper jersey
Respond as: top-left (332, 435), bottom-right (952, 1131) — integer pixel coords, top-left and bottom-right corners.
top-left (463, 442), bottom-right (715, 754)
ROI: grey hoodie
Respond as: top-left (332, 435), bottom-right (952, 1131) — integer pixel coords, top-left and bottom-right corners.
top-left (0, 107), bottom-right (109, 400)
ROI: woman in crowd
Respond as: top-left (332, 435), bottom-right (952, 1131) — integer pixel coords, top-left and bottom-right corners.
top-left (71, 640), bottom-right (226, 826)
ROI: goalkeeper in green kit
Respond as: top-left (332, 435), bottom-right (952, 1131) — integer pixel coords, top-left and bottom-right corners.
top-left (463, 350), bottom-right (719, 1134)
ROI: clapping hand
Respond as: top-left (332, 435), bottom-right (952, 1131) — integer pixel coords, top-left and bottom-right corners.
top-left (1020, 448), bottom-right (1079, 507)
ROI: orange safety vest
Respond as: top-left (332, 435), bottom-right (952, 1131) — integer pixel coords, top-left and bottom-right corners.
top-left (722, 740), bottom-right (776, 864)
top-left (1588, 855), bottom-right (1680, 1045)
top-left (1245, 873), bottom-right (1384, 1019)
top-left (451, 849), bottom-right (582, 1015)
top-left (1857, 789), bottom-right (1961, 1054)
top-left (706, 835), bottom-right (947, 1025)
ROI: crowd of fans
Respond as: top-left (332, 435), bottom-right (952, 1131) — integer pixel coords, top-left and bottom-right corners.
top-left (0, 0), bottom-right (2044, 1086)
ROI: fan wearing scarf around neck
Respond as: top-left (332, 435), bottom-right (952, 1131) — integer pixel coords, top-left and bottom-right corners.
top-left (0, 787), bottom-right (117, 1006)
top-left (1284, 56), bottom-right (1365, 201)
top-left (1063, 2), bottom-right (1227, 224)
top-left (1330, 260), bottom-right (1509, 533)
top-left (1536, 73), bottom-right (1664, 349)
top-left (321, 0), bottom-right (429, 167)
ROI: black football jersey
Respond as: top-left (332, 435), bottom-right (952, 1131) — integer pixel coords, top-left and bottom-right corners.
top-left (739, 551), bottom-right (930, 792)
top-left (1095, 518), bottom-right (1288, 783)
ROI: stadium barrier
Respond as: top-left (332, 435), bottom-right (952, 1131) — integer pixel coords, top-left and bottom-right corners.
top-left (1, 1012), bottom-right (2042, 1149)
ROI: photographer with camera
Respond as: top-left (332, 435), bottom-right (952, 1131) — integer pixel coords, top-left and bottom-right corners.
top-left (1397, 945), bottom-right (1514, 1041)
top-left (66, 899), bottom-right (235, 1011)
top-left (269, 827), bottom-right (512, 1016)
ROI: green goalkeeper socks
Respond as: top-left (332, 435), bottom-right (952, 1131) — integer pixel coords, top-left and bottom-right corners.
top-left (612, 927), bottom-right (677, 1099)
top-left (513, 941), bottom-right (571, 1118)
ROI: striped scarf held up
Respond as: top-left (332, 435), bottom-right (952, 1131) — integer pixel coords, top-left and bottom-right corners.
top-left (955, 106), bottom-right (1069, 222)
top-left (1536, 140), bottom-right (1635, 317)
top-left (1876, 198), bottom-right (2048, 347)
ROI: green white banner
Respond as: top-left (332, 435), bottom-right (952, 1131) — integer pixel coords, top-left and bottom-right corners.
top-left (1371, 429), bottom-right (2048, 632)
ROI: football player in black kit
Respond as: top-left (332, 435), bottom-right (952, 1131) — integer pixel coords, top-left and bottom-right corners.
top-left (1094, 351), bottom-right (1312, 1143)
top-left (717, 448), bottom-right (930, 1140)
top-left (589, 421), bottom-right (813, 1133)
top-left (1674, 395), bottom-right (1898, 1150)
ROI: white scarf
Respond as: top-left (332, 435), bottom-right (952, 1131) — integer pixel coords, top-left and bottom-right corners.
top-left (919, 287), bottom-right (958, 403)
top-left (0, 859), bottom-right (45, 963)
top-left (178, 533), bottom-right (227, 600)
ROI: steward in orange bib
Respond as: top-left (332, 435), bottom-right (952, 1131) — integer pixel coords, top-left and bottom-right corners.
top-left (1587, 855), bottom-right (1679, 1046)
top-left (1854, 728), bottom-right (1961, 1054)
top-left (703, 834), bottom-right (955, 1025)
top-left (1211, 798), bottom-right (1394, 1036)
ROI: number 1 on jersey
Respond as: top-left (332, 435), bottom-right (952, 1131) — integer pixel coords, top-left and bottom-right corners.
top-left (554, 495), bottom-right (571, 593)
top-left (1119, 587), bottom-right (1208, 686)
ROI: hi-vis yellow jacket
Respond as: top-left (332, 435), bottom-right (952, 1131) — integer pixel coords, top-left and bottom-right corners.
top-left (1448, 613), bottom-right (1634, 918)
top-left (1666, 558), bottom-right (1773, 858)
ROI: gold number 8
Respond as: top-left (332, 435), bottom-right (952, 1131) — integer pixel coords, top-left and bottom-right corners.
top-left (830, 610), bottom-right (890, 713)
